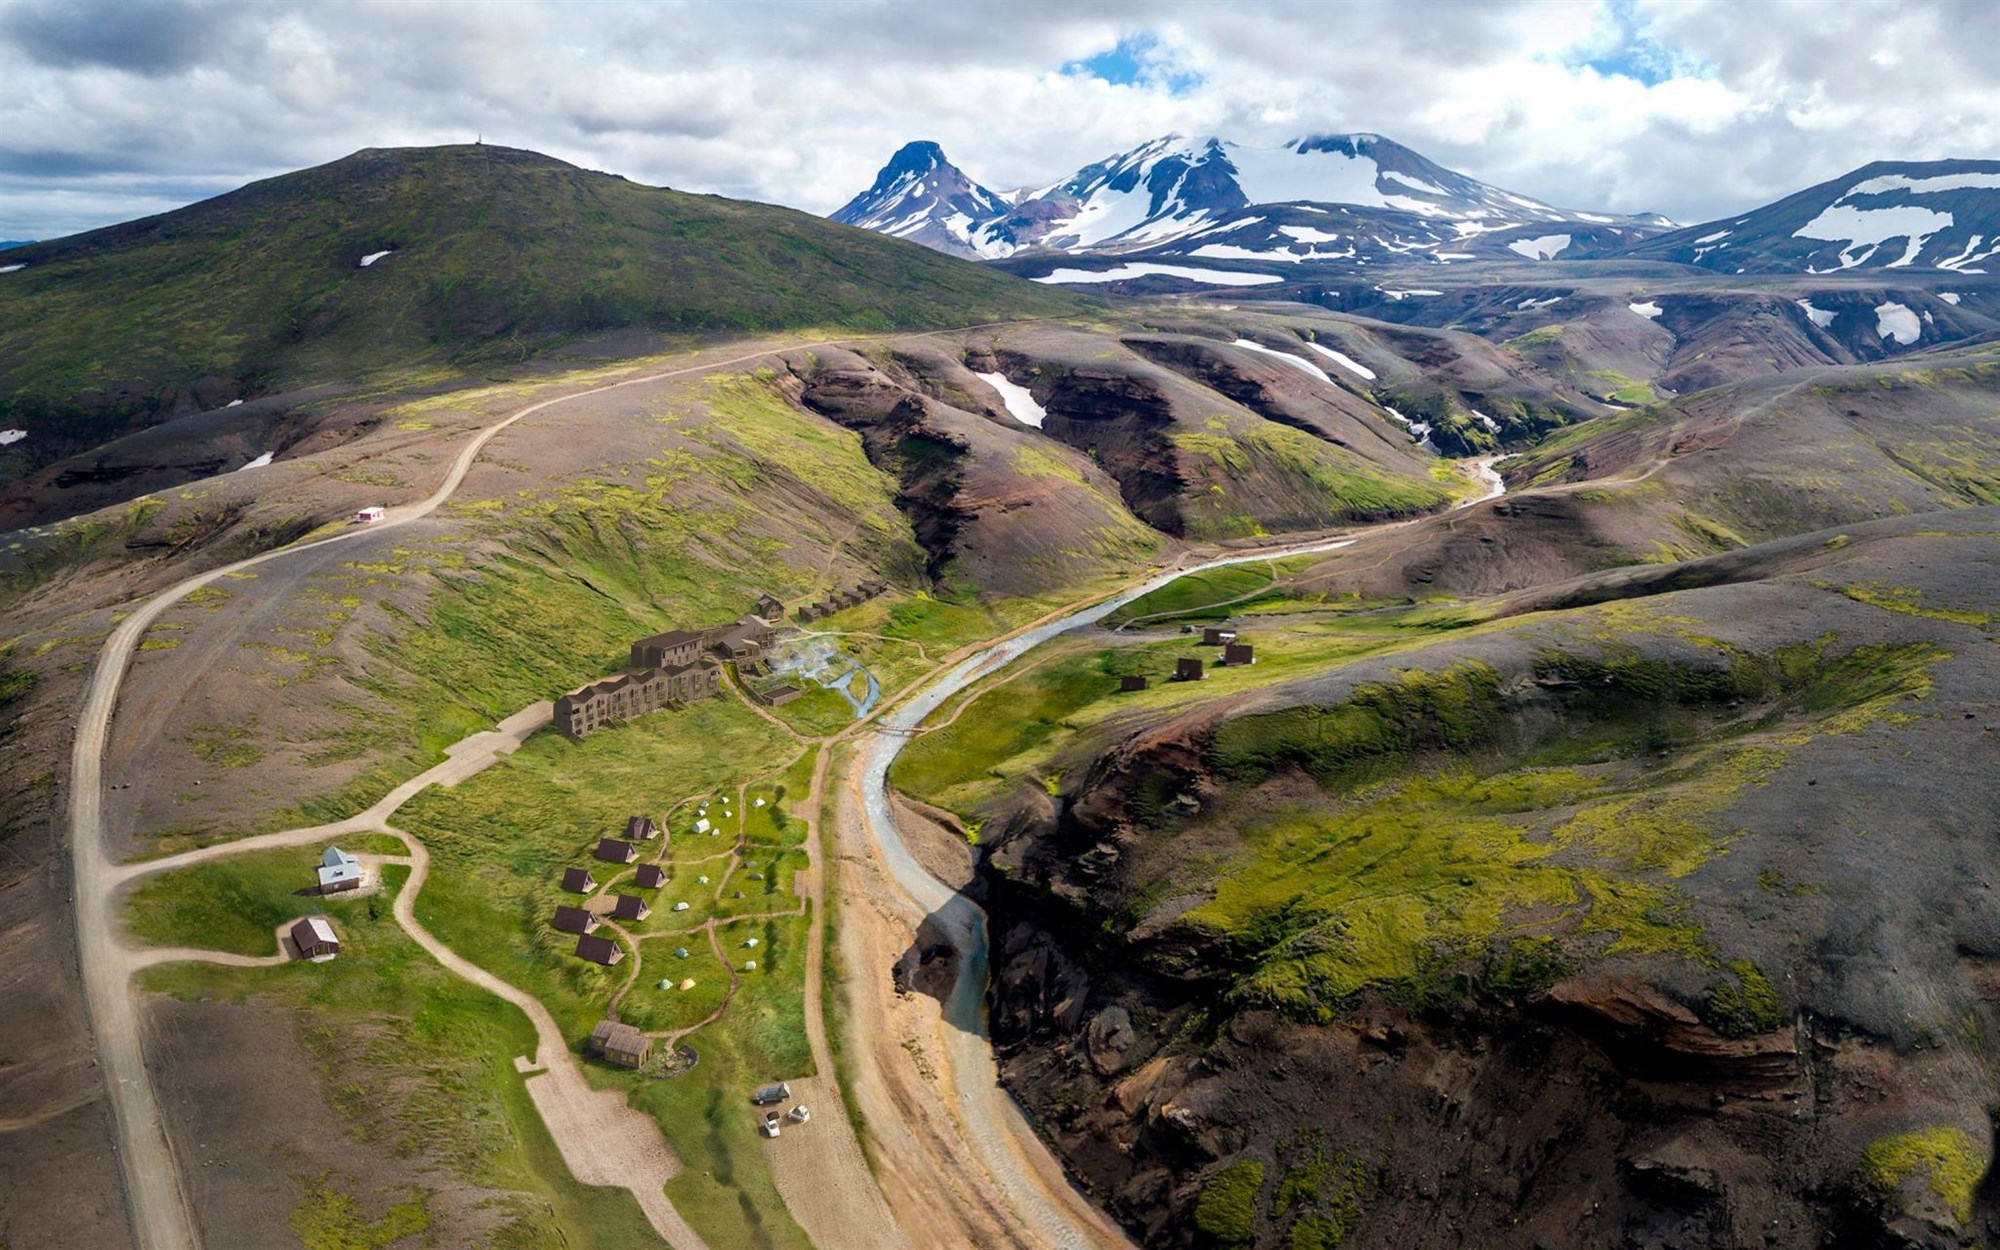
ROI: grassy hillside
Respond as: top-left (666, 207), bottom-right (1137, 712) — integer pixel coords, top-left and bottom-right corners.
top-left (0, 144), bottom-right (1086, 473)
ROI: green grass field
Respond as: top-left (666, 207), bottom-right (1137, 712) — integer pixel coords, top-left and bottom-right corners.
top-left (137, 867), bottom-right (660, 1248)
top-left (122, 840), bottom-right (402, 954)
top-left (393, 700), bottom-right (821, 1248)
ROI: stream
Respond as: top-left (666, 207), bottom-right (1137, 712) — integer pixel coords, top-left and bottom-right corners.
top-left (850, 458), bottom-right (1507, 1247)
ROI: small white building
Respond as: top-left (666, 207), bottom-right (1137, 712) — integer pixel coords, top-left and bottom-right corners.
top-left (353, 506), bottom-right (386, 524)
top-left (316, 846), bottom-right (363, 894)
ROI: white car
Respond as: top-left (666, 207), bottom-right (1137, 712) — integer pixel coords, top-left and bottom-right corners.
top-left (761, 1112), bottom-right (782, 1139)
top-left (786, 1104), bottom-right (811, 1124)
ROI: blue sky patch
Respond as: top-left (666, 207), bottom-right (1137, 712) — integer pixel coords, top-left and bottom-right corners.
top-left (1577, 0), bottom-right (1705, 86)
top-left (1064, 34), bottom-right (1203, 96)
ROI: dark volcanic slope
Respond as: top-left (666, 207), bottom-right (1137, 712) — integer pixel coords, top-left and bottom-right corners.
top-left (980, 509), bottom-right (2000, 1249)
top-left (0, 143), bottom-right (1084, 483)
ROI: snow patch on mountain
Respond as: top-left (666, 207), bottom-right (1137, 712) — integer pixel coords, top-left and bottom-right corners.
top-left (1031, 263), bottom-right (1281, 286)
top-left (1508, 234), bottom-right (1572, 260)
top-left (976, 372), bottom-right (1046, 428)
top-left (1303, 341), bottom-right (1376, 380)
top-left (1940, 292), bottom-right (1961, 305)
top-left (1233, 339), bottom-right (1333, 382)
top-left (0, 429), bottom-right (25, 445)
top-left (1277, 225), bottom-right (1343, 244)
top-left (1629, 301), bottom-right (1663, 319)
top-left (1796, 299), bottom-right (1837, 328)
top-left (237, 451), bottom-right (274, 471)
top-left (1874, 301), bottom-right (1921, 345)
top-left (359, 250), bottom-right (392, 267)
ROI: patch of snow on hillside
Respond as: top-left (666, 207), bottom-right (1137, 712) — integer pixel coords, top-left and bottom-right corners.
top-left (1302, 341), bottom-right (1376, 380)
top-left (1380, 288), bottom-right (1442, 299)
top-left (0, 264), bottom-right (23, 274)
top-left (1846, 172), bottom-right (2000, 196)
top-left (1032, 263), bottom-right (1282, 287)
top-left (1475, 412), bottom-right (1500, 433)
top-left (1382, 169), bottom-right (1451, 197)
top-left (1874, 301), bottom-right (1920, 345)
top-left (359, 250), bottom-right (392, 267)
top-left (226, 399), bottom-right (243, 407)
top-left (1229, 143), bottom-right (1397, 210)
top-left (0, 429), bottom-right (24, 445)
top-left (1695, 230), bottom-right (1732, 244)
top-left (1517, 297), bottom-right (1561, 309)
top-left (1508, 234), bottom-right (1571, 260)
top-left (1937, 235), bottom-right (1998, 273)
top-left (1190, 243), bottom-right (1310, 263)
top-left (1796, 299), bottom-right (1836, 328)
top-left (1940, 292), bottom-right (1961, 305)
top-left (1629, 301), bottom-right (1663, 319)
top-left (237, 452), bottom-right (273, 471)
top-left (1435, 252), bottom-right (1477, 260)
top-left (975, 372), bottom-right (1046, 428)
top-left (1277, 225), bottom-right (1343, 244)
top-left (1233, 339), bottom-right (1331, 382)
top-left (1793, 204), bottom-right (1951, 266)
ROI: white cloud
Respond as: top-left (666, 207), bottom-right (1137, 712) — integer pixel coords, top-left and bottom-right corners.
top-left (0, 0), bottom-right (1995, 240)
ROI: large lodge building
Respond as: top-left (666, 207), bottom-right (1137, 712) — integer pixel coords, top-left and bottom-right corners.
top-left (554, 605), bottom-right (780, 740)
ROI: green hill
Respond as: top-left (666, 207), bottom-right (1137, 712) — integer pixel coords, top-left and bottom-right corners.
top-left (0, 144), bottom-right (1086, 472)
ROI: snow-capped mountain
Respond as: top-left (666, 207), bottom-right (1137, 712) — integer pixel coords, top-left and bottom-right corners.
top-left (1623, 160), bottom-right (2000, 274)
top-left (834, 133), bottom-right (1671, 272)
top-left (829, 140), bottom-right (1013, 259)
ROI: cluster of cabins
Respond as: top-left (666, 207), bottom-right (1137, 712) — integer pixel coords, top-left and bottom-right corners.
top-left (793, 580), bottom-right (887, 623)
top-left (555, 815), bottom-right (665, 967)
top-left (1117, 626), bottom-right (1256, 692)
top-left (555, 594), bottom-right (787, 739)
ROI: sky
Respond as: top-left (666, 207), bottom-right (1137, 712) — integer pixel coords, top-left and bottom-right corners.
top-left (2, 0), bottom-right (1997, 241)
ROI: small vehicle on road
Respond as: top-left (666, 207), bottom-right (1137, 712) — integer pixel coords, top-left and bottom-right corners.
top-left (761, 1112), bottom-right (782, 1139)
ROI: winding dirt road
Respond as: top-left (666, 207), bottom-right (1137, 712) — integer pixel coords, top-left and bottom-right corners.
top-left (66, 337), bottom-right (888, 1250)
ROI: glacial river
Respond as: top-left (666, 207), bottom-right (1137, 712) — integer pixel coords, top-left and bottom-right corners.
top-left (851, 458), bottom-right (1505, 1247)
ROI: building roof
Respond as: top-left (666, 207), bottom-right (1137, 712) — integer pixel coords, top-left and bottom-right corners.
top-left (321, 847), bottom-right (359, 869)
top-left (612, 894), bottom-right (650, 920)
top-left (634, 864), bottom-right (667, 888)
top-left (634, 628), bottom-right (705, 650)
top-left (595, 838), bottom-right (637, 863)
top-left (575, 934), bottom-right (624, 965)
top-left (626, 815), bottom-right (659, 839)
top-left (291, 916), bottom-right (337, 947)
top-left (553, 905), bottom-right (598, 934)
top-left (561, 867), bottom-right (596, 892)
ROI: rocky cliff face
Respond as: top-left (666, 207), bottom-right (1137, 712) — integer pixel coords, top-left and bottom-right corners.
top-left (971, 518), bottom-right (2000, 1248)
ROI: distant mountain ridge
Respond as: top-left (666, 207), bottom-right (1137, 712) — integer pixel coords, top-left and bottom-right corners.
top-left (1622, 159), bottom-right (2000, 274)
top-left (834, 133), bottom-right (1673, 268)
top-left (829, 140), bottom-right (1013, 259)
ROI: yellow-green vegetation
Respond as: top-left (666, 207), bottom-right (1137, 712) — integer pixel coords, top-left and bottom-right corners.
top-left (287, 372), bottom-right (918, 825)
top-left (123, 842), bottom-right (390, 954)
top-left (891, 612), bottom-right (1472, 818)
top-left (1706, 959), bottom-right (1784, 1036)
top-left (1102, 553), bottom-right (1324, 627)
top-left (1863, 1127), bottom-right (1987, 1224)
top-left (288, 1176), bottom-right (430, 1250)
top-left (1273, 1133), bottom-right (1372, 1250)
top-left (140, 868), bottom-right (658, 1247)
top-left (183, 721), bottom-right (264, 768)
top-left (1503, 324), bottom-right (1565, 350)
top-left (1178, 641), bottom-right (1946, 1017)
top-left (1195, 1159), bottom-right (1266, 1245)
top-left (1816, 579), bottom-right (1992, 628)
top-left (1172, 420), bottom-right (1451, 540)
top-left (395, 702), bottom-right (818, 1248)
